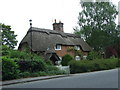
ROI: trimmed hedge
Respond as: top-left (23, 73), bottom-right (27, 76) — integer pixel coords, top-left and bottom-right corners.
top-left (69, 58), bottom-right (119, 74)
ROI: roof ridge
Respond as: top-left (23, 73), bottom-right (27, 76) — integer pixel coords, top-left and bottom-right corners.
top-left (29, 27), bottom-right (80, 38)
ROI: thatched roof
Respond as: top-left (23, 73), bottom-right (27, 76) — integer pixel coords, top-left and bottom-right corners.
top-left (19, 27), bottom-right (92, 52)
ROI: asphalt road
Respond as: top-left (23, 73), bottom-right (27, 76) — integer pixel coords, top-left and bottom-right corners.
top-left (3, 69), bottom-right (119, 88)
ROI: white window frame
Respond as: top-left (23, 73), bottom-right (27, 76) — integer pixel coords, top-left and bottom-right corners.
top-left (55, 44), bottom-right (61, 50)
top-left (75, 56), bottom-right (80, 60)
top-left (74, 45), bottom-right (80, 50)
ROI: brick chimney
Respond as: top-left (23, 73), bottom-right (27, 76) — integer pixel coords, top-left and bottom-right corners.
top-left (53, 19), bottom-right (64, 32)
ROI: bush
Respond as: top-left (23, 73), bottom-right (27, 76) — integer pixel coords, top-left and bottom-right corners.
top-left (46, 66), bottom-right (59, 71)
top-left (2, 49), bottom-right (66, 80)
top-left (1, 45), bottom-right (10, 56)
top-left (87, 51), bottom-right (102, 60)
top-left (45, 60), bottom-right (53, 66)
top-left (10, 51), bottom-right (48, 72)
top-left (9, 50), bottom-right (33, 60)
top-left (69, 58), bottom-right (119, 74)
top-left (2, 56), bottom-right (20, 80)
top-left (19, 72), bottom-right (31, 78)
top-left (30, 72), bottom-right (40, 77)
top-left (61, 54), bottom-right (73, 66)
top-left (16, 59), bottom-right (47, 72)
top-left (46, 70), bottom-right (65, 75)
top-left (38, 71), bottom-right (47, 76)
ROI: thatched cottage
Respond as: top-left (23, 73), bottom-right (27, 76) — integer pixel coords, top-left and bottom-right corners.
top-left (18, 20), bottom-right (92, 64)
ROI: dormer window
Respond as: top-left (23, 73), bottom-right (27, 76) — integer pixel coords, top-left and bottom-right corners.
top-left (74, 45), bottom-right (80, 50)
top-left (55, 44), bottom-right (61, 50)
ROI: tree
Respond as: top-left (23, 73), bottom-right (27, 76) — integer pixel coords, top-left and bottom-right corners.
top-left (0, 23), bottom-right (18, 49)
top-left (74, 1), bottom-right (119, 52)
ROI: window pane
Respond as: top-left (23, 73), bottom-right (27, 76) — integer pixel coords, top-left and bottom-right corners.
top-left (75, 56), bottom-right (80, 60)
top-left (55, 44), bottom-right (61, 50)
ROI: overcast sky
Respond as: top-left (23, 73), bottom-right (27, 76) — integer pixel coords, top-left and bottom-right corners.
top-left (0, 0), bottom-right (119, 49)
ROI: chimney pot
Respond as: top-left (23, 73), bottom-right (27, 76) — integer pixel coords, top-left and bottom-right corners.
top-left (54, 19), bottom-right (56, 23)
top-left (53, 20), bottom-right (64, 32)
top-left (59, 20), bottom-right (61, 23)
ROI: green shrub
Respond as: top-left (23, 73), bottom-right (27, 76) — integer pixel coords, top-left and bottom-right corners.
top-left (38, 71), bottom-right (47, 76)
top-left (69, 60), bottom-right (91, 73)
top-left (16, 59), bottom-right (47, 72)
top-left (87, 51), bottom-right (102, 60)
top-left (11, 51), bottom-right (48, 72)
top-left (2, 56), bottom-right (20, 80)
top-left (9, 50), bottom-right (33, 60)
top-left (46, 70), bottom-right (65, 75)
top-left (1, 45), bottom-right (10, 56)
top-left (30, 72), bottom-right (40, 77)
top-left (61, 54), bottom-right (73, 66)
top-left (2, 48), bottom-right (67, 80)
top-left (46, 66), bottom-right (59, 71)
top-left (19, 72), bottom-right (31, 78)
top-left (45, 60), bottom-right (53, 66)
top-left (69, 58), bottom-right (119, 74)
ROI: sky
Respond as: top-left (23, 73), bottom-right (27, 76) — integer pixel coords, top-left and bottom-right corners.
top-left (0, 0), bottom-right (119, 49)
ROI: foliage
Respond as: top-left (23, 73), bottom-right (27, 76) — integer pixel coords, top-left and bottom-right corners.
top-left (74, 1), bottom-right (119, 52)
top-left (7, 50), bottom-right (47, 72)
top-left (46, 65), bottom-right (59, 71)
top-left (16, 59), bottom-right (47, 72)
top-left (69, 58), bottom-right (119, 74)
top-left (87, 51), bottom-right (102, 60)
top-left (45, 60), bottom-right (53, 66)
top-left (1, 45), bottom-right (11, 56)
top-left (2, 49), bottom-right (66, 81)
top-left (18, 66), bottom-right (65, 78)
top-left (19, 69), bottom-right (65, 78)
top-left (105, 44), bottom-right (120, 58)
top-left (61, 54), bottom-right (74, 66)
top-left (67, 47), bottom-right (83, 59)
top-left (2, 56), bottom-right (20, 80)
top-left (8, 49), bottom-right (45, 60)
top-left (30, 72), bottom-right (40, 77)
top-left (8, 50), bottom-right (31, 59)
top-left (0, 24), bottom-right (18, 49)
top-left (19, 72), bottom-right (31, 78)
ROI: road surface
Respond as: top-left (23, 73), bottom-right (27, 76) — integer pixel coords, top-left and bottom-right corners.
top-left (3, 69), bottom-right (119, 88)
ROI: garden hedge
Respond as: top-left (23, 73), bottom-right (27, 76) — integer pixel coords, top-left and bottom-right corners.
top-left (69, 58), bottom-right (119, 74)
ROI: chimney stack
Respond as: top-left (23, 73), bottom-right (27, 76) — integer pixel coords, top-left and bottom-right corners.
top-left (53, 19), bottom-right (64, 32)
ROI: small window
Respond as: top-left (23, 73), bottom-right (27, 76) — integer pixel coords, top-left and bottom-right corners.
top-left (55, 44), bottom-right (61, 50)
top-left (75, 56), bottom-right (80, 60)
top-left (74, 45), bottom-right (80, 50)
top-left (83, 56), bottom-right (87, 60)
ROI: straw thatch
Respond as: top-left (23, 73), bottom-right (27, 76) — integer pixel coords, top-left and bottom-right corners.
top-left (19, 27), bottom-right (92, 52)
